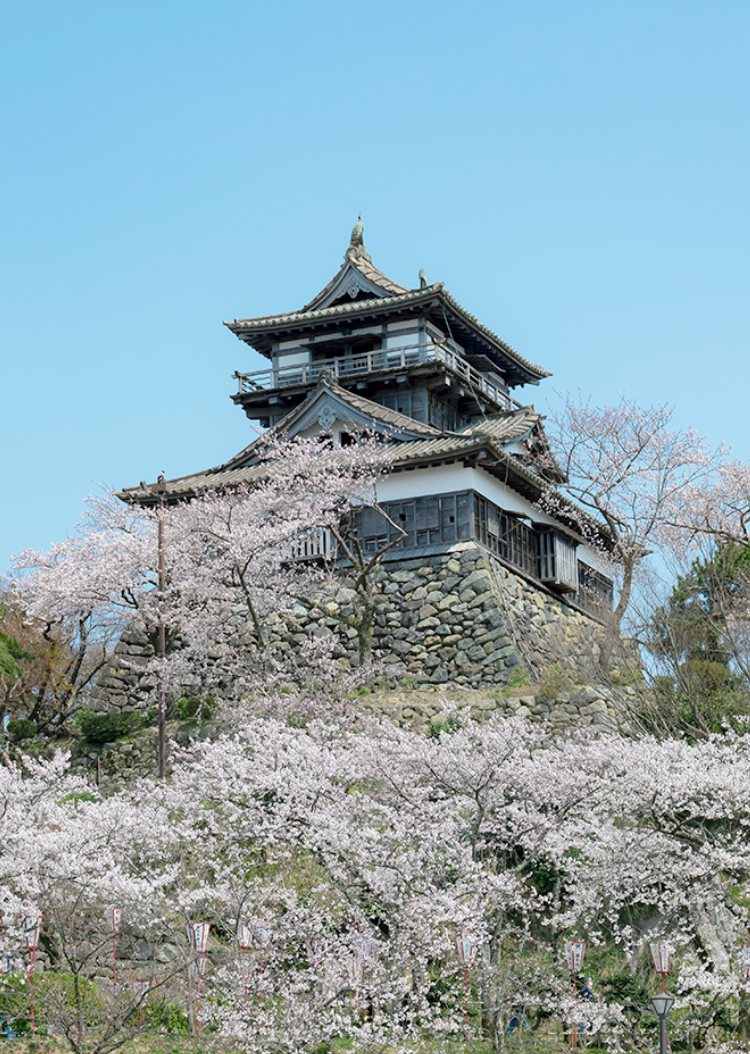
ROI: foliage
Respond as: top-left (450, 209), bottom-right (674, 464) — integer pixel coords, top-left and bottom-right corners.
top-left (10, 437), bottom-right (394, 717)
top-left (7, 717), bottom-right (37, 742)
top-left (175, 696), bottom-right (216, 722)
top-left (642, 542), bottom-right (750, 738)
top-left (142, 1004), bottom-right (190, 1034)
top-left (536, 663), bottom-right (577, 701)
top-left (3, 639), bottom-right (750, 1053)
top-left (0, 594), bottom-right (108, 739)
top-left (75, 709), bottom-right (137, 744)
top-left (0, 628), bottom-right (34, 682)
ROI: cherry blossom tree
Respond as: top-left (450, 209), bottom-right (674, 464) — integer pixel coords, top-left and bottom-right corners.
top-left (148, 709), bottom-right (750, 1051)
top-left (0, 714), bottom-right (749, 1050)
top-left (10, 437), bottom-right (393, 745)
top-left (542, 393), bottom-right (728, 668)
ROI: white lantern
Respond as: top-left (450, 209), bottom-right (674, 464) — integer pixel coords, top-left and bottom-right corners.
top-left (354, 933), bottom-right (372, 964)
top-left (21, 916), bottom-right (41, 951)
top-left (456, 933), bottom-right (478, 967)
top-left (742, 947), bottom-right (750, 980)
top-left (650, 942), bottom-right (670, 975)
top-left (252, 920), bottom-right (272, 949)
top-left (237, 924), bottom-right (253, 950)
top-left (108, 907), bottom-right (123, 934)
top-left (190, 922), bottom-right (210, 954)
top-left (563, 940), bottom-right (586, 972)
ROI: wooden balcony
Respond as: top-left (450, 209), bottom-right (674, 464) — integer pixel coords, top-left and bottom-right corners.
top-left (234, 341), bottom-right (514, 412)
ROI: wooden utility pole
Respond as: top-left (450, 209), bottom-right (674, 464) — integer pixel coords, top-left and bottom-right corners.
top-left (156, 474), bottom-right (167, 779)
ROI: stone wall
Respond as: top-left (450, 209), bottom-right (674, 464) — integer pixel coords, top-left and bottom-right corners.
top-left (366, 542), bottom-right (605, 686)
top-left (59, 679), bottom-right (636, 795)
top-left (89, 541), bottom-right (613, 714)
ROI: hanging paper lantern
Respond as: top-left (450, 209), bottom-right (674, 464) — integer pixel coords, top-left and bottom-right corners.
top-left (455, 933), bottom-right (478, 967)
top-left (21, 916), bottom-right (41, 951)
top-left (563, 941), bottom-right (586, 972)
top-left (650, 942), bottom-right (670, 975)
top-left (190, 922), bottom-right (210, 954)
top-left (237, 924), bottom-right (253, 950)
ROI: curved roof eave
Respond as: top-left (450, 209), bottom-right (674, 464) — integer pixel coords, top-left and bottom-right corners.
top-left (226, 286), bottom-right (549, 384)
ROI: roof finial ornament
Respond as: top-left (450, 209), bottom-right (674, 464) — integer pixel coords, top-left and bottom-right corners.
top-left (419, 267), bottom-right (428, 289)
top-left (346, 215), bottom-right (372, 264)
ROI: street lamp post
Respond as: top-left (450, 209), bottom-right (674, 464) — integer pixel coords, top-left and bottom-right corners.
top-left (651, 993), bottom-right (674, 1054)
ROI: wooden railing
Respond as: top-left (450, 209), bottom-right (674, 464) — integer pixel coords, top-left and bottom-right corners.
top-left (288, 527), bottom-right (336, 562)
top-left (234, 341), bottom-right (514, 411)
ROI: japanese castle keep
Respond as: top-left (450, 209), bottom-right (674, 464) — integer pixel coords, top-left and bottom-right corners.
top-left (121, 222), bottom-right (614, 689)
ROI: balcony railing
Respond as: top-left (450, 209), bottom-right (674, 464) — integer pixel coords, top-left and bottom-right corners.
top-left (234, 341), bottom-right (515, 411)
top-left (288, 527), bottom-right (336, 562)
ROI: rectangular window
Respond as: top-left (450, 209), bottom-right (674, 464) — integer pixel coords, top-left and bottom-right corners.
top-left (473, 494), bottom-right (537, 577)
top-left (351, 491), bottom-right (472, 552)
top-left (538, 530), bottom-right (579, 591)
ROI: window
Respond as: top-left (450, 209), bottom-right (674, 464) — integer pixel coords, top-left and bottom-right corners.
top-left (352, 491), bottom-right (472, 552)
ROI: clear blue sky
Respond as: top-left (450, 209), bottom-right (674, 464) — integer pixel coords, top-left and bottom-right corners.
top-left (3, 0), bottom-right (750, 572)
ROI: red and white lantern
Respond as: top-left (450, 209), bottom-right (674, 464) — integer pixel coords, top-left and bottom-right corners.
top-left (21, 916), bottom-right (41, 951)
top-left (563, 941), bottom-right (586, 1049)
top-left (237, 924), bottom-right (253, 951)
top-left (650, 942), bottom-right (670, 975)
top-left (190, 922), bottom-right (210, 954)
top-left (21, 915), bottom-right (41, 1035)
top-left (455, 934), bottom-right (478, 1041)
top-left (455, 934), bottom-right (478, 967)
top-left (107, 907), bottom-right (123, 934)
top-left (742, 947), bottom-right (750, 981)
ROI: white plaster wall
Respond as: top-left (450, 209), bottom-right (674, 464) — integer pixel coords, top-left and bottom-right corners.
top-left (384, 327), bottom-right (422, 350)
top-left (275, 350), bottom-right (309, 367)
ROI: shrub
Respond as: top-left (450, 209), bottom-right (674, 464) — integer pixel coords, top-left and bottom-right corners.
top-left (537, 662), bottom-right (578, 702)
top-left (75, 710), bottom-right (133, 744)
top-left (7, 718), bottom-right (37, 743)
top-left (176, 696), bottom-right (216, 721)
top-left (143, 1002), bottom-right (190, 1034)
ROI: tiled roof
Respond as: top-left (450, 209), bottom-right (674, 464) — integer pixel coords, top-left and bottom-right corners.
top-left (220, 375), bottom-right (444, 472)
top-left (120, 431), bottom-right (534, 504)
top-left (301, 251), bottom-right (409, 311)
top-left (462, 407), bottom-right (543, 442)
top-left (227, 284), bottom-right (441, 333)
top-left (118, 424), bottom-right (603, 546)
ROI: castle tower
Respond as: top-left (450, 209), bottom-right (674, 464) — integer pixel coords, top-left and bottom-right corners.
top-left (120, 224), bottom-right (614, 688)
